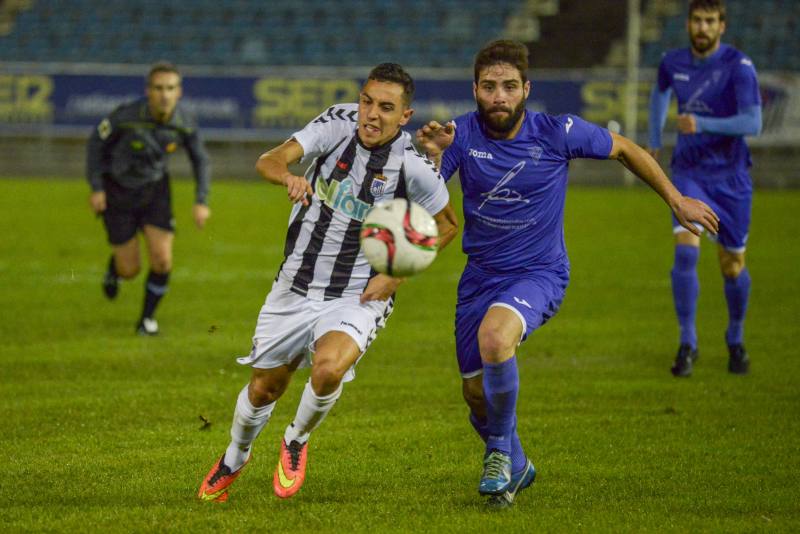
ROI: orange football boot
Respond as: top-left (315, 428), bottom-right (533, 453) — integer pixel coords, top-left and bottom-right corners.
top-left (198, 454), bottom-right (250, 502)
top-left (273, 439), bottom-right (308, 498)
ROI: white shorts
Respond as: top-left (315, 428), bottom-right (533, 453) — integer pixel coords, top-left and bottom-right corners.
top-left (236, 280), bottom-right (394, 382)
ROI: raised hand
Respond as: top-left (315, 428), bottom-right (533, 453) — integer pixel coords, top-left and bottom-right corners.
top-left (415, 120), bottom-right (455, 159)
top-left (285, 174), bottom-right (313, 206)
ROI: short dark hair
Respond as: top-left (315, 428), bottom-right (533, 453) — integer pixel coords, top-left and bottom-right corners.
top-left (367, 63), bottom-right (415, 105)
top-left (688, 0), bottom-right (726, 21)
top-left (474, 40), bottom-right (529, 84)
top-left (147, 61), bottom-right (181, 85)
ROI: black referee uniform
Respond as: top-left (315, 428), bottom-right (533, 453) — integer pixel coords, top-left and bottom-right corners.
top-left (87, 97), bottom-right (210, 244)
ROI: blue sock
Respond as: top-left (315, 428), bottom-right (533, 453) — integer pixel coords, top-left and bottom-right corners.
top-left (483, 357), bottom-right (519, 456)
top-left (671, 245), bottom-right (700, 348)
top-left (509, 419), bottom-right (528, 474)
top-left (724, 268), bottom-right (750, 346)
top-left (470, 412), bottom-right (528, 473)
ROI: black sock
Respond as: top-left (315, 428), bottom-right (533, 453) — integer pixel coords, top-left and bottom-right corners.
top-left (107, 255), bottom-right (118, 278)
top-left (141, 271), bottom-right (169, 320)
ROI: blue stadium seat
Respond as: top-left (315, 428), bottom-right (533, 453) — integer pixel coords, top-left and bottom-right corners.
top-left (33, 0), bottom-right (798, 69)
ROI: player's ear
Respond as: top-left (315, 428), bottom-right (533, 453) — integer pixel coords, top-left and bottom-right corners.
top-left (472, 81), bottom-right (478, 100)
top-left (399, 107), bottom-right (414, 126)
top-left (523, 80), bottom-right (531, 100)
top-left (719, 19), bottom-right (726, 36)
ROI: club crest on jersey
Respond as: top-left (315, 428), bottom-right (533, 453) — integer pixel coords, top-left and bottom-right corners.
top-left (529, 146), bottom-right (543, 165)
top-left (370, 174), bottom-right (387, 196)
top-left (315, 177), bottom-right (371, 221)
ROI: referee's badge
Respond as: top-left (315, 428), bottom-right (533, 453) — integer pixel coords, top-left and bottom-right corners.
top-left (370, 174), bottom-right (387, 196)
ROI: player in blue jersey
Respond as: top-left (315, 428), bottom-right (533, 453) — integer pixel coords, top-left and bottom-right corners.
top-left (646, 0), bottom-right (762, 377)
top-left (417, 39), bottom-right (719, 507)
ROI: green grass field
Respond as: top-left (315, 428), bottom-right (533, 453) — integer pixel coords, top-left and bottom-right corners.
top-left (1, 177), bottom-right (798, 532)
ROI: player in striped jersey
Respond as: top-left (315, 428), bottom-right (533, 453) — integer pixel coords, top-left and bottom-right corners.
top-left (198, 63), bottom-right (458, 502)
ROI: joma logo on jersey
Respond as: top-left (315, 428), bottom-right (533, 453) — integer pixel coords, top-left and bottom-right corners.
top-left (316, 177), bottom-right (371, 221)
top-left (469, 148), bottom-right (494, 160)
top-left (674, 73), bottom-right (690, 81)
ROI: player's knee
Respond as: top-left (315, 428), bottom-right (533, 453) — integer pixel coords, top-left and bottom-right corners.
top-left (310, 362), bottom-right (344, 395)
top-left (150, 256), bottom-right (172, 274)
top-left (719, 250), bottom-right (745, 279)
top-left (248, 377), bottom-right (284, 405)
top-left (116, 261), bottom-right (140, 279)
top-left (721, 259), bottom-right (745, 279)
top-left (477, 328), bottom-right (515, 361)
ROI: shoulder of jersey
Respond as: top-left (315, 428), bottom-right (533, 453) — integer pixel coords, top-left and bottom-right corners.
top-left (454, 111), bottom-right (476, 130)
top-left (173, 102), bottom-right (199, 130)
top-left (403, 140), bottom-right (439, 172)
top-left (114, 98), bottom-right (143, 118)
top-left (533, 111), bottom-right (565, 133)
top-left (312, 103), bottom-right (359, 125)
top-left (661, 47), bottom-right (691, 64)
top-left (723, 45), bottom-right (755, 68)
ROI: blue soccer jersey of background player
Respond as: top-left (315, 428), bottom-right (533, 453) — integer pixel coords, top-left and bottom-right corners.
top-left (656, 44), bottom-right (761, 179)
top-left (440, 110), bottom-right (612, 376)
top-left (655, 44), bottom-right (761, 251)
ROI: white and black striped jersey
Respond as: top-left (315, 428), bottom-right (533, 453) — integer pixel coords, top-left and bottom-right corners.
top-left (275, 102), bottom-right (450, 301)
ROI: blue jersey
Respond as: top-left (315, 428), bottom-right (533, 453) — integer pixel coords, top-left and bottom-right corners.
top-left (440, 111), bottom-right (612, 275)
top-left (656, 44), bottom-right (761, 177)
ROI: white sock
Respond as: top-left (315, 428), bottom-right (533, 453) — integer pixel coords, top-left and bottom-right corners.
top-left (224, 384), bottom-right (275, 471)
top-left (284, 380), bottom-right (343, 445)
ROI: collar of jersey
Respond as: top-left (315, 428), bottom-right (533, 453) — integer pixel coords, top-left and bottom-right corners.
top-left (355, 128), bottom-right (403, 152)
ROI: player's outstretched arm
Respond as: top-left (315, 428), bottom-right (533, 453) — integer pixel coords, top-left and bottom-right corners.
top-left (255, 138), bottom-right (313, 206)
top-left (433, 203), bottom-right (459, 250)
top-left (416, 121), bottom-right (455, 169)
top-left (608, 132), bottom-right (719, 236)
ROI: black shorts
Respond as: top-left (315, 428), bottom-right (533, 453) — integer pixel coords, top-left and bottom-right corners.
top-left (102, 175), bottom-right (174, 245)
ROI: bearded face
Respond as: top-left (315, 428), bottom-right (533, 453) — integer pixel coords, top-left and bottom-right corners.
top-left (473, 63), bottom-right (530, 138)
top-left (477, 97), bottom-right (527, 134)
top-left (687, 8), bottom-right (725, 57)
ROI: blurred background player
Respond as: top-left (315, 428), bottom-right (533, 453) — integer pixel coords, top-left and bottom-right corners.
top-left (197, 63), bottom-right (458, 502)
top-left (417, 39), bottom-right (718, 507)
top-left (647, 0), bottom-right (762, 377)
top-left (86, 62), bottom-right (211, 335)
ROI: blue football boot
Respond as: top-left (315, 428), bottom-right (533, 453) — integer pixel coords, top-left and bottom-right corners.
top-left (487, 459), bottom-right (536, 508)
top-left (479, 450), bottom-right (512, 495)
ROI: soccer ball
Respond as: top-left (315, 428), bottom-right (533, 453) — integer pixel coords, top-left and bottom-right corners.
top-left (360, 198), bottom-right (439, 277)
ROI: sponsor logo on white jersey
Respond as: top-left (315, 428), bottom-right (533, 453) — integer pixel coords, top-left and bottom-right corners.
top-left (315, 177), bottom-right (371, 221)
top-left (469, 148), bottom-right (494, 160)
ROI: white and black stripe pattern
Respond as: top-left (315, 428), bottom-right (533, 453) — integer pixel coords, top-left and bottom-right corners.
top-left (276, 103), bottom-right (448, 301)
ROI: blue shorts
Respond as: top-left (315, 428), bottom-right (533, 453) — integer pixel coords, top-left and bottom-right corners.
top-left (455, 263), bottom-right (568, 378)
top-left (670, 171), bottom-right (752, 253)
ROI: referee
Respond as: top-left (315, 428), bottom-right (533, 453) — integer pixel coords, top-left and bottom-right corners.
top-left (86, 62), bottom-right (211, 335)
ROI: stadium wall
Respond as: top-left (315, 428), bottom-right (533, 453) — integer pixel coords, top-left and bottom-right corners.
top-left (1, 64), bottom-right (798, 186)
